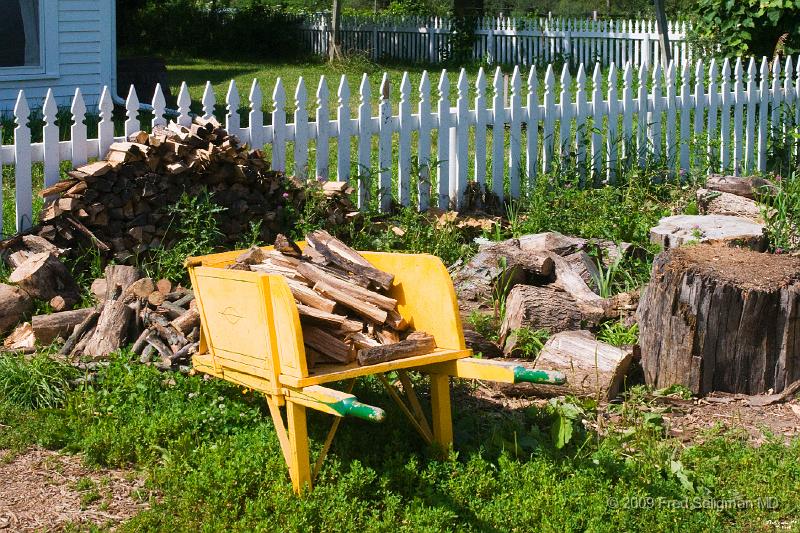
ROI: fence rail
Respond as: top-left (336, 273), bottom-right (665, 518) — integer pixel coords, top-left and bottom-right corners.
top-left (300, 14), bottom-right (690, 68)
top-left (3, 55), bottom-right (800, 237)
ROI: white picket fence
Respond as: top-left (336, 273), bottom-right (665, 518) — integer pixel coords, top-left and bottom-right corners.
top-left (3, 55), bottom-right (800, 237)
top-left (301, 14), bottom-right (690, 68)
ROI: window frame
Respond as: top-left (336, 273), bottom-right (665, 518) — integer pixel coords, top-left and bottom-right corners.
top-left (0, 0), bottom-right (59, 81)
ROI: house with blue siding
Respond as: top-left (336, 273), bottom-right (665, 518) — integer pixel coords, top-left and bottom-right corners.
top-left (0, 0), bottom-right (116, 111)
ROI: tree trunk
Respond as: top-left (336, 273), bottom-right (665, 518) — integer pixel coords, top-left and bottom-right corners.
top-left (82, 299), bottom-right (132, 358)
top-left (637, 244), bottom-right (800, 395)
top-left (8, 252), bottom-right (79, 302)
top-left (329, 0), bottom-right (343, 61)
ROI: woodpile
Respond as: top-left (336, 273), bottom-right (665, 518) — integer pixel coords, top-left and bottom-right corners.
top-left (3, 264), bottom-right (201, 371)
top-left (231, 230), bottom-right (435, 367)
top-left (1, 117), bottom-right (357, 265)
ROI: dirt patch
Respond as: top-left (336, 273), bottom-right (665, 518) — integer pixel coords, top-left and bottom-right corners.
top-left (660, 244), bottom-right (800, 291)
top-left (462, 384), bottom-right (800, 446)
top-left (0, 447), bottom-right (152, 532)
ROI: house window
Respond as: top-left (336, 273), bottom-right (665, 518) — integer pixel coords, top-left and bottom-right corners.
top-left (0, 1), bottom-right (41, 68)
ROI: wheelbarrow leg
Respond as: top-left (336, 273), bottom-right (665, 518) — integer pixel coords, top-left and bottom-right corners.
top-left (429, 373), bottom-right (453, 451)
top-left (287, 400), bottom-right (312, 494)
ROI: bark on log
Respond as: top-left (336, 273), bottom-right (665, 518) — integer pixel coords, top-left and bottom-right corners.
top-left (637, 244), bottom-right (800, 395)
top-left (499, 285), bottom-right (606, 354)
top-left (170, 307), bottom-right (200, 335)
top-left (82, 299), bottom-right (132, 357)
top-left (103, 265), bottom-right (144, 300)
top-left (706, 174), bottom-right (773, 199)
top-left (463, 329), bottom-right (503, 358)
top-left (31, 308), bottom-right (94, 345)
top-left (8, 252), bottom-right (79, 302)
top-left (59, 307), bottom-right (100, 356)
top-left (0, 283), bottom-right (33, 333)
top-left (533, 330), bottom-right (634, 400)
top-left (357, 331), bottom-right (435, 366)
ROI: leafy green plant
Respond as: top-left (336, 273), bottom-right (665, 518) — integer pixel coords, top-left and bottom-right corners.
top-left (761, 173), bottom-right (800, 252)
top-left (597, 321), bottom-right (639, 346)
top-left (0, 354), bottom-right (78, 409)
top-left (140, 190), bottom-right (226, 283)
top-left (591, 255), bottom-right (636, 298)
top-left (690, 0), bottom-right (800, 59)
top-left (511, 327), bottom-right (550, 359)
top-left (547, 397), bottom-right (593, 450)
top-left (466, 311), bottom-right (500, 342)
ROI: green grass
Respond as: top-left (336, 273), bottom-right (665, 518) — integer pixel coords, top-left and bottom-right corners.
top-left (0, 353), bottom-right (798, 532)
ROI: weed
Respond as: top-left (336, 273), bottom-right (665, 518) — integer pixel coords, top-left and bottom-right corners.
top-left (235, 220), bottom-right (265, 249)
top-left (0, 354), bottom-right (78, 409)
top-left (761, 172), bottom-right (800, 252)
top-left (591, 255), bottom-right (638, 297)
top-left (597, 321), bottom-right (639, 346)
top-left (73, 476), bottom-right (96, 492)
top-left (466, 311), bottom-right (499, 342)
top-left (138, 190), bottom-right (226, 283)
top-left (62, 246), bottom-right (107, 307)
top-left (511, 327), bottom-right (550, 359)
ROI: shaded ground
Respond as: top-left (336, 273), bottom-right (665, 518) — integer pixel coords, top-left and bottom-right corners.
top-left (0, 447), bottom-right (152, 532)
top-left (468, 381), bottom-right (800, 446)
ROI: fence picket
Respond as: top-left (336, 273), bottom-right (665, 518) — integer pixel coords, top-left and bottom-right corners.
top-left (770, 58), bottom-right (782, 159)
top-left (525, 65), bottom-right (539, 186)
top-left (542, 65), bottom-right (556, 174)
top-left (607, 63), bottom-right (619, 183)
top-left (125, 86), bottom-right (140, 139)
top-left (621, 62), bottom-right (633, 165)
top-left (248, 80), bottom-right (263, 148)
top-left (758, 57), bottom-right (769, 172)
top-left (679, 61), bottom-right (691, 172)
top-left (71, 88), bottom-right (87, 167)
top-left (720, 58), bottom-right (733, 171)
top-left (357, 75), bottom-right (372, 208)
top-left (707, 59), bottom-right (719, 169)
top-left (454, 69), bottom-right (470, 208)
top-left (294, 77), bottom-right (310, 181)
top-left (336, 76), bottom-right (351, 183)
top-left (437, 70), bottom-right (451, 209)
top-left (398, 72), bottom-right (412, 205)
top-left (474, 68), bottom-right (488, 189)
top-left (42, 89), bottom-right (59, 188)
top-left (418, 71), bottom-right (432, 210)
top-left (491, 67), bottom-right (505, 200)
top-left (733, 58), bottom-right (744, 174)
top-left (378, 73), bottom-right (393, 211)
top-left (271, 79), bottom-right (287, 173)
top-left (692, 59), bottom-right (705, 167)
top-left (637, 63), bottom-right (648, 165)
top-left (223, 81), bottom-right (241, 141)
top-left (745, 58), bottom-right (757, 174)
top-left (591, 63), bottom-right (603, 178)
top-left (315, 76), bottom-right (330, 181)
top-left (98, 87), bottom-right (114, 158)
top-left (13, 91), bottom-right (32, 232)
top-left (152, 83), bottom-right (167, 129)
top-left (558, 64), bottom-right (572, 164)
top-left (202, 81), bottom-right (215, 120)
top-left (177, 82), bottom-right (192, 128)
top-left (508, 66), bottom-right (522, 197)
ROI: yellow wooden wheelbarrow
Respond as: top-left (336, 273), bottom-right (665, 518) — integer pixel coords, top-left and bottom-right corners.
top-left (186, 246), bottom-right (565, 493)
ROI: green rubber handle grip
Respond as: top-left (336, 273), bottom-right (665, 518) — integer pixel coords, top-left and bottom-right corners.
top-left (513, 367), bottom-right (566, 385)
top-left (341, 398), bottom-right (386, 422)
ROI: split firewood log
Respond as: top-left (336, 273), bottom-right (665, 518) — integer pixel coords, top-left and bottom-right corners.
top-left (0, 283), bottom-right (33, 333)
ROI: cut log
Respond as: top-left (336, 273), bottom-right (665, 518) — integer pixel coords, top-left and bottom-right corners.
top-left (637, 243), bottom-right (800, 395)
top-left (91, 278), bottom-right (108, 303)
top-left (170, 307), bottom-right (200, 335)
top-left (235, 246), bottom-right (268, 265)
top-left (156, 279), bottom-right (172, 295)
top-left (307, 273), bottom-right (397, 311)
top-left (499, 285), bottom-right (606, 354)
top-left (103, 265), bottom-right (144, 299)
top-left (122, 277), bottom-right (155, 302)
top-left (295, 303), bottom-right (347, 328)
top-left (31, 308), bottom-right (94, 345)
top-left (649, 214), bottom-right (766, 251)
top-left (357, 331), bottom-right (436, 366)
top-left (8, 252), bottom-right (79, 302)
top-left (306, 230), bottom-right (394, 291)
top-left (4, 322), bottom-right (35, 350)
top-left (285, 278), bottom-right (337, 313)
top-left (82, 299), bottom-right (133, 357)
top-left (0, 283), bottom-right (33, 333)
top-left (313, 281), bottom-right (388, 324)
top-left (533, 330), bottom-right (634, 400)
top-left (58, 307), bottom-right (100, 356)
top-left (706, 174), bottom-right (773, 199)
top-left (302, 326), bottom-right (352, 363)
top-left (295, 261), bottom-right (370, 289)
top-left (697, 188), bottom-right (763, 223)
top-left (147, 291), bottom-right (166, 307)
top-left (274, 233), bottom-right (302, 258)
top-left (463, 329), bottom-right (503, 358)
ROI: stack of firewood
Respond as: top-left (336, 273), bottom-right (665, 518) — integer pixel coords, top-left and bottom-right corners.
top-left (12, 117), bottom-right (357, 263)
top-left (232, 230), bottom-right (435, 367)
top-left (3, 263), bottom-right (200, 372)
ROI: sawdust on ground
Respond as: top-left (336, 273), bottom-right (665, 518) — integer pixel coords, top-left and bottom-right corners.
top-left (0, 447), bottom-right (152, 532)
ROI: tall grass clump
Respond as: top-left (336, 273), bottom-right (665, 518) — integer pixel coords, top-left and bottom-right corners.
top-left (0, 354), bottom-right (78, 409)
top-left (761, 172), bottom-right (800, 252)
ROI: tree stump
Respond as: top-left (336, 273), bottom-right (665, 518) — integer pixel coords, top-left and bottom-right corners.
top-left (637, 244), bottom-right (800, 395)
